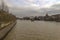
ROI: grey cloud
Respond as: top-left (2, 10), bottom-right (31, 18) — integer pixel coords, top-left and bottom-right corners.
top-left (9, 3), bottom-right (60, 17)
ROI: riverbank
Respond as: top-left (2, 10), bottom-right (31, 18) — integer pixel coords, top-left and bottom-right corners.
top-left (0, 9), bottom-right (16, 28)
top-left (0, 9), bottom-right (17, 40)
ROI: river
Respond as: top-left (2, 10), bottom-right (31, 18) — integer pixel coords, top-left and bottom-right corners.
top-left (4, 20), bottom-right (60, 40)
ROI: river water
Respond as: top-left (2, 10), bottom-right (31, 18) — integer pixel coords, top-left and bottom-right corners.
top-left (4, 20), bottom-right (60, 40)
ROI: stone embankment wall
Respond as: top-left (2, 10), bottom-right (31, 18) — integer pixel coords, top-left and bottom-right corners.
top-left (0, 21), bottom-right (16, 40)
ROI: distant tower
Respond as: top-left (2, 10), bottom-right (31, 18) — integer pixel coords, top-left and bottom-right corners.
top-left (46, 13), bottom-right (49, 17)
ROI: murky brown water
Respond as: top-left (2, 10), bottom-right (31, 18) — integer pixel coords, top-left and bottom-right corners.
top-left (4, 20), bottom-right (60, 40)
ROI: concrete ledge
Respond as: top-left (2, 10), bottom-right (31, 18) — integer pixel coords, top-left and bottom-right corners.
top-left (0, 21), bottom-right (16, 40)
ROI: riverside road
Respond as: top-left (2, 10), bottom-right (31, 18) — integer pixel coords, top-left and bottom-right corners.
top-left (4, 20), bottom-right (60, 40)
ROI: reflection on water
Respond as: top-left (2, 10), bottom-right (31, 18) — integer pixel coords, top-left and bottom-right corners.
top-left (4, 20), bottom-right (60, 40)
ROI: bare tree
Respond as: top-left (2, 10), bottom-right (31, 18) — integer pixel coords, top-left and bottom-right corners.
top-left (1, 0), bottom-right (9, 13)
top-left (1, 0), bottom-right (5, 11)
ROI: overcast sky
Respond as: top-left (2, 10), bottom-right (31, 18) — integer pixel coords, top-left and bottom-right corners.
top-left (2, 0), bottom-right (60, 8)
top-left (0, 0), bottom-right (60, 17)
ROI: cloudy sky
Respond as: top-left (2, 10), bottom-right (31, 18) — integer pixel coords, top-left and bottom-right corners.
top-left (3, 0), bottom-right (60, 8)
top-left (0, 0), bottom-right (60, 17)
